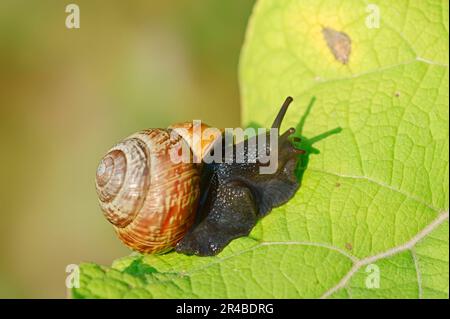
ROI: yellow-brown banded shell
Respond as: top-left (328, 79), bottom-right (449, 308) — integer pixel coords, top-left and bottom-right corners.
top-left (95, 128), bottom-right (202, 254)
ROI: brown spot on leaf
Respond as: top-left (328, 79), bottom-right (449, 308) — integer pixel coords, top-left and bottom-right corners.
top-left (395, 91), bottom-right (401, 97)
top-left (345, 242), bottom-right (353, 251)
top-left (322, 27), bottom-right (352, 64)
top-left (335, 182), bottom-right (341, 187)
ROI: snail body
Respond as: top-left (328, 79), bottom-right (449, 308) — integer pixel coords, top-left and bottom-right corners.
top-left (96, 97), bottom-right (303, 256)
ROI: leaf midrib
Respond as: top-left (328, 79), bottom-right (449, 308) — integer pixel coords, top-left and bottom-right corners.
top-left (320, 210), bottom-right (449, 298)
top-left (138, 211), bottom-right (448, 296)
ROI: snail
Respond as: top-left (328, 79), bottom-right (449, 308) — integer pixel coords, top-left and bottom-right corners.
top-left (95, 97), bottom-right (304, 256)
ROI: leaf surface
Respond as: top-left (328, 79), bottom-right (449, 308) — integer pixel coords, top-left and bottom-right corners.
top-left (74, 0), bottom-right (449, 298)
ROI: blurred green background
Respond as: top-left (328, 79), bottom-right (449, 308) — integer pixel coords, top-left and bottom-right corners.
top-left (0, 0), bottom-right (255, 298)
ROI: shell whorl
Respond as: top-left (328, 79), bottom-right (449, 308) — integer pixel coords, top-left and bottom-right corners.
top-left (95, 128), bottom-right (202, 254)
top-left (95, 138), bottom-right (150, 228)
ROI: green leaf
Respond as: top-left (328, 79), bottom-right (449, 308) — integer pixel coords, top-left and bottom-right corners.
top-left (73, 0), bottom-right (448, 299)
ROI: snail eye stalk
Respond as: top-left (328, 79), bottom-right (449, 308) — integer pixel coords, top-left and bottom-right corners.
top-left (271, 96), bottom-right (293, 130)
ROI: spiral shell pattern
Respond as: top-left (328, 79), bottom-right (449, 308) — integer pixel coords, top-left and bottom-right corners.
top-left (96, 139), bottom-right (149, 228)
top-left (95, 129), bottom-right (201, 253)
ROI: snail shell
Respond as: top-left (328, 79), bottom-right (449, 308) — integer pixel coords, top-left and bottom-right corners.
top-left (95, 127), bottom-right (215, 254)
top-left (96, 97), bottom-right (302, 256)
